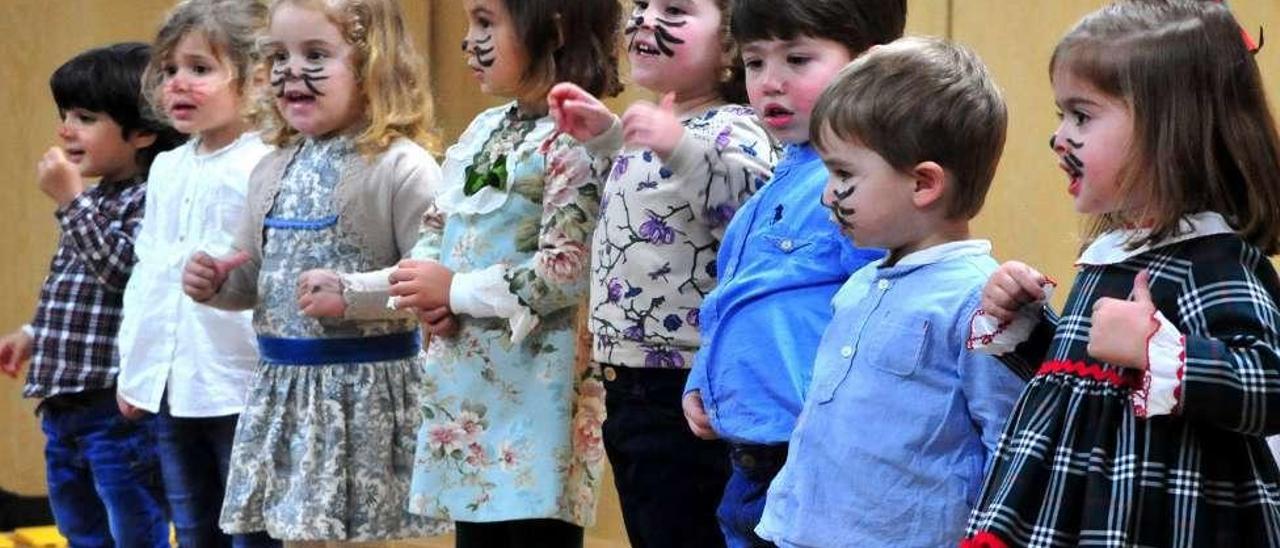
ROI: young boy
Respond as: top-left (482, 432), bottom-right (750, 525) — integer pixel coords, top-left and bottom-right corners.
top-left (754, 37), bottom-right (1026, 547)
top-left (681, 0), bottom-right (904, 545)
top-left (0, 43), bottom-right (184, 547)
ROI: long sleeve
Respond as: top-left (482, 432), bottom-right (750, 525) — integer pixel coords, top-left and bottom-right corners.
top-left (340, 151), bottom-right (440, 321)
top-left (663, 111), bottom-right (775, 241)
top-left (55, 186), bottom-right (145, 292)
top-left (203, 176), bottom-right (264, 312)
top-left (956, 292), bottom-right (1028, 456)
top-left (1140, 256), bottom-right (1280, 435)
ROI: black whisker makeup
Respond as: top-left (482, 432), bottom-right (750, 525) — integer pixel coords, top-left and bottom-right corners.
top-left (1050, 134), bottom-right (1086, 179)
top-left (653, 25), bottom-right (685, 56)
top-left (826, 187), bottom-right (856, 229)
top-left (469, 35), bottom-right (495, 68)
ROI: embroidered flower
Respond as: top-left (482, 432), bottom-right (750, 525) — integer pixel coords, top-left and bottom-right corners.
top-left (456, 410), bottom-right (486, 442)
top-left (685, 308), bottom-right (700, 328)
top-left (663, 314), bottom-right (683, 332)
top-left (606, 277), bottom-right (624, 303)
top-left (639, 212), bottom-right (675, 245)
top-left (715, 126), bottom-right (732, 151)
top-left (498, 441), bottom-right (522, 471)
top-left (534, 230), bottom-right (588, 284)
top-left (644, 347), bottom-right (685, 368)
top-left (623, 323), bottom-right (645, 341)
top-left (427, 422), bottom-right (468, 454)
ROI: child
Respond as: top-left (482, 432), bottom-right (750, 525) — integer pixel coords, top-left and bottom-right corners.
top-left (116, 1), bottom-right (278, 546)
top-left (680, 0), bottom-right (903, 545)
top-left (546, 0), bottom-right (777, 545)
top-left (753, 37), bottom-right (1025, 548)
top-left (964, 2), bottom-right (1280, 546)
top-left (387, 0), bottom-right (621, 546)
top-left (180, 0), bottom-right (447, 543)
top-left (0, 42), bottom-right (183, 547)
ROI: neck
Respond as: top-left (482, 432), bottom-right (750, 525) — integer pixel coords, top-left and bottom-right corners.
top-left (101, 164), bottom-right (143, 184)
top-left (198, 118), bottom-right (251, 154)
top-left (884, 221), bottom-right (972, 266)
top-left (673, 88), bottom-right (721, 116)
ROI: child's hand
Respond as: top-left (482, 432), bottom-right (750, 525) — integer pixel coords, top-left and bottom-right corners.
top-left (418, 306), bottom-right (459, 338)
top-left (621, 92), bottom-right (683, 160)
top-left (115, 392), bottom-right (146, 421)
top-left (37, 147), bottom-right (84, 207)
top-left (548, 82), bottom-right (616, 142)
top-left (1088, 270), bottom-right (1157, 370)
top-left (183, 251), bottom-right (251, 302)
top-left (0, 329), bottom-right (34, 379)
top-left (388, 259), bottom-right (454, 311)
top-left (982, 261), bottom-right (1048, 323)
top-left (297, 269), bottom-right (346, 318)
top-left (682, 391), bottom-right (718, 440)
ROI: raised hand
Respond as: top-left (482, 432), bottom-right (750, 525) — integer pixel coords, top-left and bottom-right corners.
top-left (981, 261), bottom-right (1049, 323)
top-left (37, 147), bottom-right (85, 207)
top-left (548, 82), bottom-right (617, 142)
top-left (621, 92), bottom-right (683, 159)
top-left (1088, 270), bottom-right (1158, 370)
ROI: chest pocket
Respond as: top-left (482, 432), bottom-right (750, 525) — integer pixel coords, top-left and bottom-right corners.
top-left (870, 316), bottom-right (930, 377)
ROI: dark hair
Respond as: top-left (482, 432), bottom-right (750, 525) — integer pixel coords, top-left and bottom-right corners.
top-left (507, 0), bottom-right (624, 97)
top-left (1052, 0), bottom-right (1280, 253)
top-left (50, 43), bottom-right (186, 173)
top-left (812, 37), bottom-right (1007, 220)
top-left (730, 0), bottom-right (906, 55)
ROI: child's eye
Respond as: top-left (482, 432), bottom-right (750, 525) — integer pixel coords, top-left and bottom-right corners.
top-left (832, 170), bottom-right (852, 180)
top-left (743, 59), bottom-right (762, 71)
top-left (665, 6), bottom-right (686, 16)
top-left (1073, 111), bottom-right (1090, 125)
top-left (163, 64), bottom-right (179, 77)
top-left (786, 55), bottom-right (811, 66)
top-left (74, 111), bottom-right (96, 124)
top-left (268, 51), bottom-right (288, 64)
top-left (193, 64), bottom-right (210, 75)
top-left (476, 17), bottom-right (491, 29)
top-left (305, 50), bottom-right (327, 62)
top-left (633, 0), bottom-right (649, 11)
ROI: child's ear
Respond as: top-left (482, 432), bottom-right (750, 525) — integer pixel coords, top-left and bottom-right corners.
top-left (127, 129), bottom-right (158, 151)
top-left (910, 161), bottom-right (947, 209)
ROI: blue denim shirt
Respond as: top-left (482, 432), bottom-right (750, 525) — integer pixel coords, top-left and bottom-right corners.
top-left (685, 144), bottom-right (882, 444)
top-left (755, 241), bottom-right (1026, 548)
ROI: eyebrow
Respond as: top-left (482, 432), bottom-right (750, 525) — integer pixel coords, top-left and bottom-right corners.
top-left (1058, 97), bottom-right (1101, 110)
top-left (469, 6), bottom-right (494, 18)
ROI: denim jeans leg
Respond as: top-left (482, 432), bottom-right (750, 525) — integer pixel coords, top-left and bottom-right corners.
top-left (42, 409), bottom-right (112, 548)
top-left (86, 410), bottom-right (170, 548)
top-left (156, 403), bottom-right (228, 548)
top-left (715, 447), bottom-right (785, 548)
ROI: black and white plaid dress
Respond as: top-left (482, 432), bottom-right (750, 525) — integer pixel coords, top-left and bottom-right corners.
top-left (965, 215), bottom-right (1280, 547)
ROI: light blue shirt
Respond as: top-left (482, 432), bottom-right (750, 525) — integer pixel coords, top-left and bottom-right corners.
top-left (756, 240), bottom-right (1026, 548)
top-left (685, 143), bottom-right (882, 444)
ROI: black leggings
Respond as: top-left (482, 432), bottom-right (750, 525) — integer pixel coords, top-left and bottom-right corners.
top-left (454, 519), bottom-right (583, 548)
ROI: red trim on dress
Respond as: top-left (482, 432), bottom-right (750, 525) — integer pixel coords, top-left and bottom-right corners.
top-left (1037, 359), bottom-right (1141, 389)
top-left (960, 532), bottom-right (1010, 548)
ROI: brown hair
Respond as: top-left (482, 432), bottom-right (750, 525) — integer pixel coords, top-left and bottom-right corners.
top-left (507, 0), bottom-right (624, 98)
top-left (811, 36), bottom-right (1008, 220)
top-left (731, 0), bottom-right (905, 57)
top-left (143, 0), bottom-right (269, 126)
top-left (1052, 0), bottom-right (1280, 253)
top-left (260, 0), bottom-right (439, 155)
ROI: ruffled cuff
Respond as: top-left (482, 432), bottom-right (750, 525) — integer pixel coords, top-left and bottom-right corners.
top-left (1130, 310), bottom-right (1186, 419)
top-left (967, 281), bottom-right (1057, 354)
top-left (341, 267), bottom-right (415, 321)
top-left (449, 265), bottom-right (539, 344)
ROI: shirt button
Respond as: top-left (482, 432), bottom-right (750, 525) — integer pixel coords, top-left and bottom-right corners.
top-left (603, 366), bottom-right (618, 382)
top-left (877, 279), bottom-right (891, 290)
top-left (840, 345), bottom-right (853, 358)
top-left (780, 239), bottom-right (794, 251)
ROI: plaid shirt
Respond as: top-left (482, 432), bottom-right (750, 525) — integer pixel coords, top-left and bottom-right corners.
top-left (24, 177), bottom-right (145, 399)
top-left (967, 227), bottom-right (1280, 547)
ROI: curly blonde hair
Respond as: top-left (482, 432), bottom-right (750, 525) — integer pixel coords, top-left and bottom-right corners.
top-left (260, 0), bottom-right (439, 155)
top-left (143, 0), bottom-right (270, 128)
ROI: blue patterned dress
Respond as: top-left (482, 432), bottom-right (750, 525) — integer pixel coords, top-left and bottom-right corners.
top-left (406, 104), bottom-right (611, 527)
top-left (219, 137), bottom-right (450, 541)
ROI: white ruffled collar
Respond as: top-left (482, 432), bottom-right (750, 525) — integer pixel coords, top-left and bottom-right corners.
top-left (1076, 211), bottom-right (1235, 266)
top-left (437, 102), bottom-right (556, 216)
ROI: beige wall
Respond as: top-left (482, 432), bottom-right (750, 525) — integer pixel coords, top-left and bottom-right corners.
top-left (1, 0), bottom-right (1278, 545)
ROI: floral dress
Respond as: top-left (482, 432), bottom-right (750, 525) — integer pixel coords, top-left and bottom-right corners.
top-left (406, 104), bottom-right (611, 526)
top-left (219, 137), bottom-right (449, 541)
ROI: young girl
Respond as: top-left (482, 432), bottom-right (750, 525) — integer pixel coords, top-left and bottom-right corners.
top-left (964, 2), bottom-right (1280, 546)
top-left (180, 0), bottom-right (448, 544)
top-left (387, 0), bottom-right (621, 546)
top-left (547, 1), bottom-right (776, 546)
top-left (118, 1), bottom-right (276, 546)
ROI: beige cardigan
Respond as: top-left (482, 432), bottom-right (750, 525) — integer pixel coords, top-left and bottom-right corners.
top-left (207, 137), bottom-right (440, 319)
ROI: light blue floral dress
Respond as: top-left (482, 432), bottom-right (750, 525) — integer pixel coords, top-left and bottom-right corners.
top-left (219, 137), bottom-right (449, 541)
top-left (407, 104), bottom-right (611, 526)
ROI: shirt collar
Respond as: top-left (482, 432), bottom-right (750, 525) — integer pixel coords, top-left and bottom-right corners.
top-left (891, 239), bottom-right (993, 268)
top-left (1076, 211), bottom-right (1234, 266)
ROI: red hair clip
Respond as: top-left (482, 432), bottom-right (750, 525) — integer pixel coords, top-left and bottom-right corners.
top-left (1216, 0), bottom-right (1264, 53)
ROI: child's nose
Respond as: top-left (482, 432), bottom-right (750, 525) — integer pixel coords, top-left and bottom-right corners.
top-left (56, 116), bottom-right (76, 140)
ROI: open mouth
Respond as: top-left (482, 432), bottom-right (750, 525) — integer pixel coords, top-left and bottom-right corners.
top-left (169, 101), bottom-right (197, 117)
top-left (64, 147), bottom-right (85, 162)
top-left (282, 90), bottom-right (316, 106)
top-left (631, 39), bottom-right (661, 57)
top-left (1060, 162), bottom-right (1082, 195)
top-left (761, 104), bottom-right (794, 127)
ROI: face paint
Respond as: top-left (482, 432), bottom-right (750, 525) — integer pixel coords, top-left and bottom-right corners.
top-left (270, 65), bottom-right (330, 97)
top-left (826, 186), bottom-right (856, 231)
top-left (625, 7), bottom-right (687, 57)
top-left (1050, 134), bottom-right (1085, 180)
top-left (463, 34), bottom-right (496, 68)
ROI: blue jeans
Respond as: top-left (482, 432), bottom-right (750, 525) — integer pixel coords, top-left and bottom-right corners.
top-left (40, 389), bottom-right (169, 548)
top-left (154, 399), bottom-right (280, 548)
top-left (716, 444), bottom-right (786, 548)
